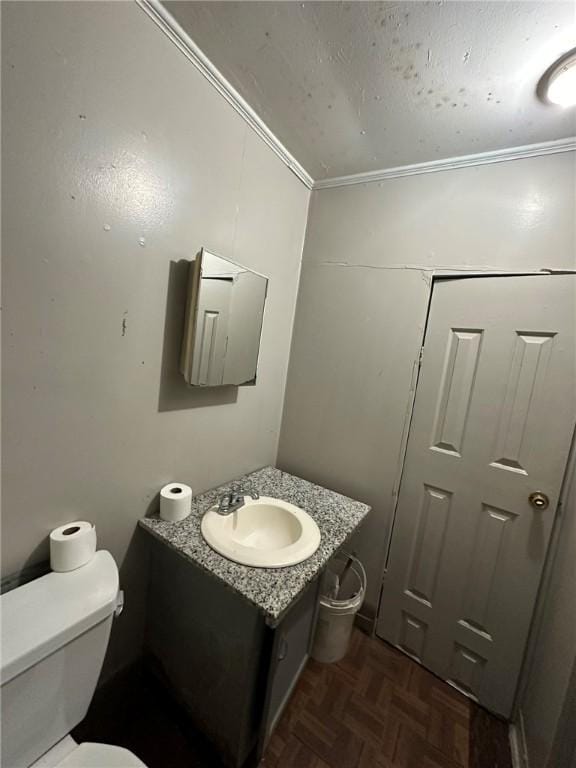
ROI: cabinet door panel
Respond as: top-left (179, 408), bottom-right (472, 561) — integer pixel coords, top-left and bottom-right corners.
top-left (263, 579), bottom-right (319, 742)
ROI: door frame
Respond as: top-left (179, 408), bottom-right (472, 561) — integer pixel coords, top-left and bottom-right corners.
top-left (376, 268), bottom-right (576, 718)
top-left (514, 426), bottom-right (576, 751)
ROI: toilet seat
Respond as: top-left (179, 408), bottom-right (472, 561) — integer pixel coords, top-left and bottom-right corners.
top-left (56, 743), bottom-right (147, 768)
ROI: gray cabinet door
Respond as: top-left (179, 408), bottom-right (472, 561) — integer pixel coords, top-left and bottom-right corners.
top-left (263, 579), bottom-right (320, 743)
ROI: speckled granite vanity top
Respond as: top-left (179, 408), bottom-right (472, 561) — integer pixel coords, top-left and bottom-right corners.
top-left (139, 466), bottom-right (370, 625)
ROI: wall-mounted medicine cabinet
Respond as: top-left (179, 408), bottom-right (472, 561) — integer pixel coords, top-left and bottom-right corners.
top-left (180, 248), bottom-right (268, 387)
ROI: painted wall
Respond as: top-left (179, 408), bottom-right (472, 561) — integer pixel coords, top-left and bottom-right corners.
top-left (2, 1), bottom-right (309, 675)
top-left (278, 151), bottom-right (576, 616)
top-left (517, 452), bottom-right (576, 768)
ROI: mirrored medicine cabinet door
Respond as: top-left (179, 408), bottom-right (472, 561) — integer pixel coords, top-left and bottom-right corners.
top-left (180, 248), bottom-right (268, 387)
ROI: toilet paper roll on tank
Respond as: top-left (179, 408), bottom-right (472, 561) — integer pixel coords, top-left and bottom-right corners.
top-left (50, 521), bottom-right (97, 572)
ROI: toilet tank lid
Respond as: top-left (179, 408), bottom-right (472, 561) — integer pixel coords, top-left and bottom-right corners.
top-left (1, 551), bottom-right (119, 686)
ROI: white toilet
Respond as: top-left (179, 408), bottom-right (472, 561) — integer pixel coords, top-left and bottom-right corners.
top-left (1, 550), bottom-right (148, 768)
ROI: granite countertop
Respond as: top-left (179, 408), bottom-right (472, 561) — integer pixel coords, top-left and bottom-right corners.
top-left (139, 466), bottom-right (370, 625)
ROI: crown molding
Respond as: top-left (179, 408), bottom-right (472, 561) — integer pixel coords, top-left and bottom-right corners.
top-left (313, 137), bottom-right (576, 190)
top-left (135, 0), bottom-right (314, 190)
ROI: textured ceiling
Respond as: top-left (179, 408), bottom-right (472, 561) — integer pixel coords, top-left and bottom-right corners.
top-left (165, 1), bottom-right (576, 180)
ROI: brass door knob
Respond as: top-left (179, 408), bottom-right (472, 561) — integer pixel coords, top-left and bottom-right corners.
top-left (529, 492), bottom-right (549, 510)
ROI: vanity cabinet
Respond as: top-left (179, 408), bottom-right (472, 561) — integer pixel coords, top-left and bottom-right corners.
top-left (139, 466), bottom-right (370, 767)
top-left (144, 537), bottom-right (321, 768)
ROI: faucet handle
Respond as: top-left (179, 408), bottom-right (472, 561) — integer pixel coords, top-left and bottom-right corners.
top-left (243, 485), bottom-right (259, 500)
top-left (216, 487), bottom-right (259, 515)
top-left (218, 493), bottom-right (232, 511)
top-left (231, 483), bottom-right (259, 501)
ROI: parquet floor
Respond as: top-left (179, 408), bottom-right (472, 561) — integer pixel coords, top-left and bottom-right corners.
top-left (262, 629), bottom-right (512, 768)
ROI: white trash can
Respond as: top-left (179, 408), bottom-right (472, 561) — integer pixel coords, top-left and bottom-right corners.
top-left (311, 552), bottom-right (367, 663)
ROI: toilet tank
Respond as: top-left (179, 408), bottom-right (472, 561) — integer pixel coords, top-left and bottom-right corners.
top-left (1, 551), bottom-right (119, 768)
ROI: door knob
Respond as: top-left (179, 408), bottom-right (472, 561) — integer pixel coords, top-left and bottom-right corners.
top-left (529, 491), bottom-right (549, 510)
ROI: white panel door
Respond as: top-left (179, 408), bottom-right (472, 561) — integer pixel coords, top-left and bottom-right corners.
top-left (377, 275), bottom-right (576, 717)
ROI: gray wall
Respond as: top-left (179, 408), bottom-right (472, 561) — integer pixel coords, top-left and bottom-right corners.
top-left (517, 452), bottom-right (576, 768)
top-left (2, 1), bottom-right (309, 675)
top-left (278, 151), bottom-right (576, 617)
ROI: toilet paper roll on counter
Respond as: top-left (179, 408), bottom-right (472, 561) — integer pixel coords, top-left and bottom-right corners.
top-left (160, 483), bottom-right (192, 522)
top-left (50, 521), bottom-right (97, 572)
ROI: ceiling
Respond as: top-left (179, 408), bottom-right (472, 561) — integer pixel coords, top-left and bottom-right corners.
top-left (164, 1), bottom-right (576, 181)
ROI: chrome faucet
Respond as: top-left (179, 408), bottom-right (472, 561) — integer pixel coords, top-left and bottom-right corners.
top-left (217, 487), bottom-right (260, 516)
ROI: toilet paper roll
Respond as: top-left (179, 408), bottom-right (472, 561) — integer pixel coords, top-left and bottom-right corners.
top-left (50, 521), bottom-right (97, 572)
top-left (160, 483), bottom-right (192, 522)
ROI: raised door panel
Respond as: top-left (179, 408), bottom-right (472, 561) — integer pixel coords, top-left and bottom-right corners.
top-left (458, 504), bottom-right (517, 641)
top-left (431, 329), bottom-right (483, 458)
top-left (405, 485), bottom-right (453, 608)
top-left (490, 332), bottom-right (556, 476)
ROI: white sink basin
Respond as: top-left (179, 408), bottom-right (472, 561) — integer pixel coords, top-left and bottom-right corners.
top-left (201, 496), bottom-right (321, 568)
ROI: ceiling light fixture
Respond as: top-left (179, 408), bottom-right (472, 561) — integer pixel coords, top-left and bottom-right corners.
top-left (542, 49), bottom-right (576, 107)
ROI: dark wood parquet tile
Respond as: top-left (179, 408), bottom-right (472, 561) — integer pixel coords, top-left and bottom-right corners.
top-left (262, 629), bottom-right (511, 768)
